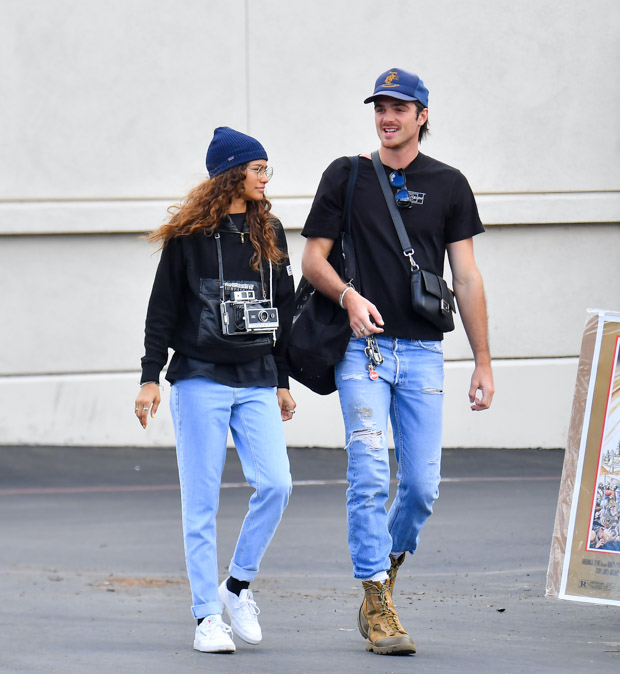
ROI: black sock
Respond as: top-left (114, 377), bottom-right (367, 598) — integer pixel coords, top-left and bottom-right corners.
top-left (226, 576), bottom-right (250, 596)
top-left (197, 617), bottom-right (204, 625)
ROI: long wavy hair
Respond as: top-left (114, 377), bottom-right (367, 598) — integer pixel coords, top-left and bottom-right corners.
top-left (149, 164), bottom-right (285, 269)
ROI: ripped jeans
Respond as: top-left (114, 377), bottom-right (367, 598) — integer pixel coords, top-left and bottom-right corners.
top-left (335, 336), bottom-right (444, 579)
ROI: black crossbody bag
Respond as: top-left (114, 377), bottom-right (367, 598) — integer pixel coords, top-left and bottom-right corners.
top-left (287, 156), bottom-right (359, 394)
top-left (371, 151), bottom-right (456, 333)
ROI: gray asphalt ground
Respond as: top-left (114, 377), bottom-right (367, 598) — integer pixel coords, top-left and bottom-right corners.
top-left (0, 445), bottom-right (618, 674)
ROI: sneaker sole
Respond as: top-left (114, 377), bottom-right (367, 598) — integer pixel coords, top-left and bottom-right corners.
top-left (193, 641), bottom-right (236, 654)
top-left (365, 639), bottom-right (416, 655)
top-left (227, 626), bottom-right (261, 645)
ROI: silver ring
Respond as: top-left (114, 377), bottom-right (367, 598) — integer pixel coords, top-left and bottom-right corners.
top-left (142, 407), bottom-right (149, 411)
top-left (360, 326), bottom-right (365, 334)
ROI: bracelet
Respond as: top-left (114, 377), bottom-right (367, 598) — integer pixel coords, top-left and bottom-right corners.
top-left (339, 285), bottom-right (354, 309)
top-left (140, 381), bottom-right (163, 390)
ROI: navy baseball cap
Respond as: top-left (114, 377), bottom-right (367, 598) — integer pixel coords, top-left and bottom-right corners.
top-left (364, 68), bottom-right (429, 107)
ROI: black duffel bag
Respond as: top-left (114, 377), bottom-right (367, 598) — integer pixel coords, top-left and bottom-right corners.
top-left (287, 156), bottom-right (359, 395)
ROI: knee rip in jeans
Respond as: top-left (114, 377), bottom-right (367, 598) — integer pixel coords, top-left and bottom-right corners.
top-left (341, 373), bottom-right (366, 381)
top-left (349, 428), bottom-right (383, 451)
top-left (421, 388), bottom-right (443, 395)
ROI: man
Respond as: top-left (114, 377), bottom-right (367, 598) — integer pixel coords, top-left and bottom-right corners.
top-left (300, 68), bottom-right (494, 655)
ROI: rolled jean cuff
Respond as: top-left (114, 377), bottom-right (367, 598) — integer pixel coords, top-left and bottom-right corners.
top-left (228, 563), bottom-right (258, 583)
top-left (192, 600), bottom-right (222, 619)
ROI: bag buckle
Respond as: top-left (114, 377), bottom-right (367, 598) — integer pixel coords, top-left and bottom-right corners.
top-left (441, 298), bottom-right (450, 313)
top-left (403, 249), bottom-right (419, 270)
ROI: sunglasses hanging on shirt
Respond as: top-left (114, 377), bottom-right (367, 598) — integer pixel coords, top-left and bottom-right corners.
top-left (389, 169), bottom-right (413, 209)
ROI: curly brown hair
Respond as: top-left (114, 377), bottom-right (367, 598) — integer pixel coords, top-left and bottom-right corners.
top-left (149, 164), bottom-right (286, 269)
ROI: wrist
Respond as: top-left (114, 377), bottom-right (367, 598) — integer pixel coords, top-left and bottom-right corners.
top-left (338, 284), bottom-right (354, 309)
top-left (140, 381), bottom-right (163, 389)
top-left (473, 353), bottom-right (492, 368)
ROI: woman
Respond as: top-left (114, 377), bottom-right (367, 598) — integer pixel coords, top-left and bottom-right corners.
top-left (134, 127), bottom-right (296, 654)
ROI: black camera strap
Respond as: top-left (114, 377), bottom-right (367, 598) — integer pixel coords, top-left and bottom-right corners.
top-left (214, 232), bottom-right (273, 305)
top-left (215, 232), bottom-right (226, 301)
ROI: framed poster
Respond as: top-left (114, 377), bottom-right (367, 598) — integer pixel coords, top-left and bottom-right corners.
top-left (547, 309), bottom-right (620, 605)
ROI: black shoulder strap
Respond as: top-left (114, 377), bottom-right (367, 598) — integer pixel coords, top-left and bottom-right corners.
top-left (370, 150), bottom-right (418, 270)
top-left (339, 155), bottom-right (359, 283)
top-left (343, 155), bottom-right (359, 235)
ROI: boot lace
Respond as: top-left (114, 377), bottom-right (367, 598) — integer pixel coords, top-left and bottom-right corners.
top-left (377, 584), bottom-right (403, 633)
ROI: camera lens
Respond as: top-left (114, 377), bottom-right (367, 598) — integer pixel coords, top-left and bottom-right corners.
top-left (257, 310), bottom-right (270, 322)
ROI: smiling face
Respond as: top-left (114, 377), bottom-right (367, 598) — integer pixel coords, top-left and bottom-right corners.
top-left (242, 160), bottom-right (270, 202)
top-left (374, 97), bottom-right (428, 151)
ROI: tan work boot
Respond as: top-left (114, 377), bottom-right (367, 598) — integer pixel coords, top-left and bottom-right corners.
top-left (361, 578), bottom-right (416, 655)
top-left (357, 553), bottom-right (406, 639)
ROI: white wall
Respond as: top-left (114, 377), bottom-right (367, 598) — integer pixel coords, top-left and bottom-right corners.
top-left (0, 0), bottom-right (619, 448)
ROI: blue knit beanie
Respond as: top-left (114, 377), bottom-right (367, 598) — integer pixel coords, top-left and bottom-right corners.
top-left (205, 126), bottom-right (268, 177)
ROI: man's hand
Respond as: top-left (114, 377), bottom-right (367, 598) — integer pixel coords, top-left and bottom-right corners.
top-left (302, 237), bottom-right (385, 338)
top-left (468, 363), bottom-right (494, 411)
top-left (447, 238), bottom-right (494, 412)
top-left (341, 287), bottom-right (384, 338)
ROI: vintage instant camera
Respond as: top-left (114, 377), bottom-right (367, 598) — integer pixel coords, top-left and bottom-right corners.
top-left (220, 290), bottom-right (279, 336)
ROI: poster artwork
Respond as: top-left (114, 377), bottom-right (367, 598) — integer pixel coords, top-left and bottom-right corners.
top-left (546, 309), bottom-right (620, 606)
top-left (587, 341), bottom-right (620, 554)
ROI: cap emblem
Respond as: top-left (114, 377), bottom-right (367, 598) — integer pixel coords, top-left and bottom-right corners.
top-left (382, 70), bottom-right (399, 88)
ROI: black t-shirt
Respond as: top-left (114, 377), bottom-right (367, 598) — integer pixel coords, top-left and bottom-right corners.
top-left (301, 153), bottom-right (484, 340)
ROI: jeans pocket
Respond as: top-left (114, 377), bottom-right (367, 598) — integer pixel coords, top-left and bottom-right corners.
top-left (415, 340), bottom-right (443, 354)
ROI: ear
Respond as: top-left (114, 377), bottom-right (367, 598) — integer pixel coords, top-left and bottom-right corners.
top-left (417, 107), bottom-right (429, 125)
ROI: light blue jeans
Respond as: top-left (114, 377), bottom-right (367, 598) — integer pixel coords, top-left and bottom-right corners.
top-left (170, 377), bottom-right (292, 619)
top-left (335, 336), bottom-right (444, 579)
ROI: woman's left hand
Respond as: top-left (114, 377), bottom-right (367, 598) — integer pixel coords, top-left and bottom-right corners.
top-left (134, 383), bottom-right (161, 429)
top-left (277, 388), bottom-right (297, 422)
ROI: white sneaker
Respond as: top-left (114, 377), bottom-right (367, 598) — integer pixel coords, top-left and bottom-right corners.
top-left (193, 614), bottom-right (235, 653)
top-left (218, 579), bottom-right (262, 644)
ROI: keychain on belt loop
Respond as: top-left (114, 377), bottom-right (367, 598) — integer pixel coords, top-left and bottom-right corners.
top-left (364, 335), bottom-right (384, 381)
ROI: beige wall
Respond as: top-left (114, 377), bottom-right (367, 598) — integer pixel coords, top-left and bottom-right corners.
top-left (1, 0), bottom-right (619, 448)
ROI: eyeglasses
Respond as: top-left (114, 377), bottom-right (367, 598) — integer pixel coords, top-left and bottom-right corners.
top-left (247, 165), bottom-right (273, 180)
top-left (389, 169), bottom-right (412, 208)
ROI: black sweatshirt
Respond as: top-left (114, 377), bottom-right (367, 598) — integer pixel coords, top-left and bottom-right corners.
top-left (140, 215), bottom-right (295, 389)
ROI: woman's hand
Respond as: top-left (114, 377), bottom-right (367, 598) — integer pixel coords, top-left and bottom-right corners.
top-left (277, 388), bottom-right (297, 422)
top-left (134, 383), bottom-right (161, 429)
